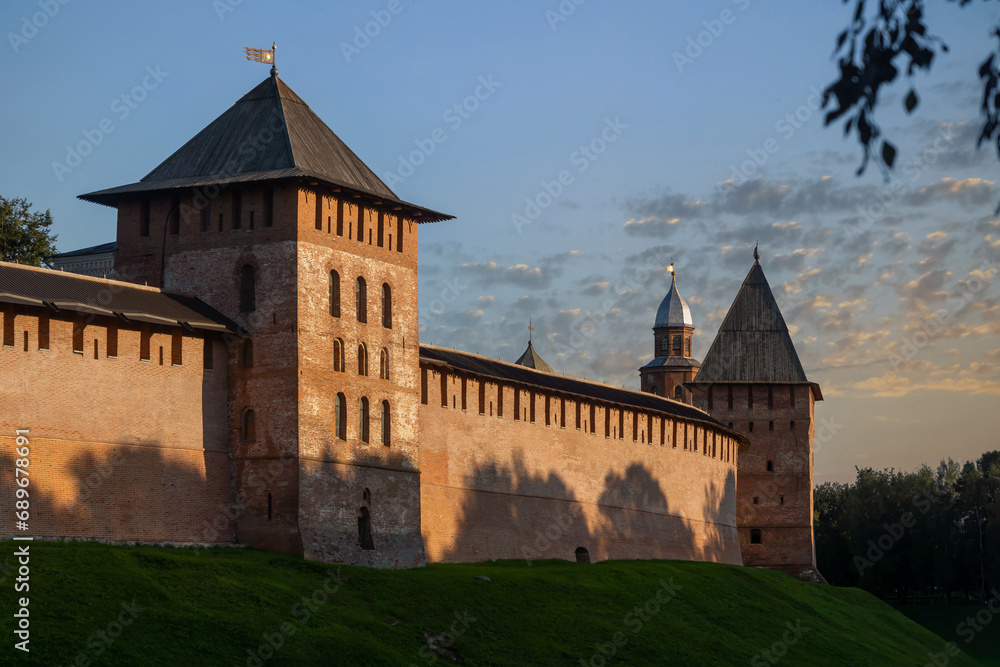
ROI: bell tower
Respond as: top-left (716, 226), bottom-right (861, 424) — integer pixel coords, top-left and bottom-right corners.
top-left (639, 264), bottom-right (700, 404)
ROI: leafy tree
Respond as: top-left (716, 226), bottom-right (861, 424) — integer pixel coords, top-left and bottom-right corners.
top-left (824, 0), bottom-right (1000, 200)
top-left (0, 196), bottom-right (58, 266)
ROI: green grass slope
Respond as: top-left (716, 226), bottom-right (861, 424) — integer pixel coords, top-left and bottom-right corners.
top-left (0, 542), bottom-right (980, 666)
top-left (896, 602), bottom-right (1000, 667)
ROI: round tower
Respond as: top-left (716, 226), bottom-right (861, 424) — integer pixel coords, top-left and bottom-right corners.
top-left (638, 265), bottom-right (700, 403)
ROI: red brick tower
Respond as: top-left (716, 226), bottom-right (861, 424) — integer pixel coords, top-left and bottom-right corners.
top-left (686, 249), bottom-right (824, 581)
top-left (639, 265), bottom-right (700, 404)
top-left (80, 70), bottom-right (452, 567)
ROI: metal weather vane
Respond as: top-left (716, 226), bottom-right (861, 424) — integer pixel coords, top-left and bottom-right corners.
top-left (244, 42), bottom-right (277, 75)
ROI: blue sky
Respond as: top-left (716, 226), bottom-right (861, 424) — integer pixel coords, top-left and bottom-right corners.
top-left (3, 1), bottom-right (999, 483)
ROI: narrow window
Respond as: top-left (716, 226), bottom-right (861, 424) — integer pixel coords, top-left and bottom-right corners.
top-left (242, 408), bottom-right (256, 441)
top-left (461, 377), bottom-right (467, 410)
top-left (396, 215), bottom-right (403, 252)
top-left (766, 460), bottom-right (773, 472)
top-left (530, 393), bottom-right (535, 423)
top-left (315, 191), bottom-right (323, 230)
top-left (575, 401), bottom-right (581, 430)
top-left (780, 495), bottom-right (785, 505)
top-left (647, 414), bottom-right (653, 443)
top-left (769, 420), bottom-right (774, 432)
top-left (93, 338), bottom-right (97, 359)
top-left (169, 196), bottom-right (181, 235)
top-left (203, 336), bottom-right (213, 370)
top-left (377, 211), bottom-right (384, 247)
top-left (358, 343), bottom-right (368, 376)
top-left (660, 338), bottom-right (668, 352)
top-left (497, 383), bottom-right (504, 417)
top-left (672, 336), bottom-right (681, 354)
top-left (752, 496), bottom-right (759, 505)
top-left (359, 397), bottom-right (370, 443)
top-left (674, 385), bottom-right (682, 399)
top-left (381, 400), bottom-right (390, 446)
top-left (790, 420), bottom-right (796, 432)
top-left (358, 507), bottom-right (375, 550)
top-left (263, 187), bottom-right (274, 227)
top-left (604, 407), bottom-right (610, 438)
top-left (38, 313), bottom-right (49, 350)
top-left (140, 326), bottom-right (151, 361)
top-left (242, 339), bottom-right (253, 368)
top-left (266, 492), bottom-right (272, 520)
top-left (140, 197), bottom-right (150, 237)
top-left (440, 372), bottom-right (448, 407)
top-left (685, 337), bottom-right (691, 356)
top-left (590, 404), bottom-right (596, 434)
top-left (335, 393), bottom-right (346, 439)
top-left (379, 348), bottom-right (389, 380)
top-left (72, 317), bottom-right (84, 353)
top-left (357, 205), bottom-right (365, 242)
top-left (618, 409), bottom-right (624, 439)
top-left (381, 283), bottom-right (391, 329)
top-left (201, 201), bottom-right (211, 233)
top-left (334, 339), bottom-right (344, 372)
top-left (171, 330), bottom-right (182, 365)
top-left (232, 190), bottom-right (242, 229)
top-left (421, 368), bottom-right (428, 404)
top-left (749, 422), bottom-right (754, 433)
top-left (336, 200), bottom-right (344, 235)
top-left (329, 271), bottom-right (341, 317)
top-left (240, 265), bottom-right (256, 312)
top-left (632, 412), bottom-right (638, 441)
top-left (544, 396), bottom-right (550, 426)
top-left (750, 529), bottom-right (762, 545)
top-left (575, 547), bottom-right (590, 564)
top-left (249, 210), bottom-right (255, 230)
top-left (561, 399), bottom-right (567, 428)
top-left (672, 420), bottom-right (678, 448)
top-left (356, 277), bottom-right (367, 323)
top-left (514, 389), bottom-right (520, 421)
top-left (660, 418), bottom-right (665, 446)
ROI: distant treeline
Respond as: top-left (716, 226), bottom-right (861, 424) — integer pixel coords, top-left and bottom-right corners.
top-left (815, 451), bottom-right (999, 602)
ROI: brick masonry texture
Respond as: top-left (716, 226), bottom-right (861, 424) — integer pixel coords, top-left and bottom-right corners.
top-left (1, 172), bottom-right (816, 573)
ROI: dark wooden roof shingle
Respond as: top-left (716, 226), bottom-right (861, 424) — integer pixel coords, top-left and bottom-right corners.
top-left (692, 261), bottom-right (818, 393)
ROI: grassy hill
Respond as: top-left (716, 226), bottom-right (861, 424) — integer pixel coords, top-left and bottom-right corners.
top-left (0, 542), bottom-right (982, 666)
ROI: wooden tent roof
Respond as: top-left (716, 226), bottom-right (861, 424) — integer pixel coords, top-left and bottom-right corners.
top-left (80, 74), bottom-right (452, 223)
top-left (692, 260), bottom-right (821, 399)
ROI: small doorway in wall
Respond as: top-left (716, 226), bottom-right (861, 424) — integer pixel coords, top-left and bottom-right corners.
top-left (358, 507), bottom-right (375, 550)
top-left (575, 547), bottom-right (591, 564)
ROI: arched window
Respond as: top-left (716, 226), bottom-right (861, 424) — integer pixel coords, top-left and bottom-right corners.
top-left (334, 393), bottom-right (346, 440)
top-left (329, 271), bottom-right (340, 317)
top-left (575, 547), bottom-right (591, 564)
top-left (240, 265), bottom-right (255, 312)
top-left (363, 488), bottom-right (371, 506)
top-left (333, 338), bottom-right (344, 372)
top-left (674, 385), bottom-right (682, 399)
top-left (766, 460), bottom-right (773, 472)
top-left (358, 343), bottom-right (368, 376)
top-left (355, 277), bottom-right (367, 323)
top-left (685, 337), bottom-right (691, 355)
top-left (379, 348), bottom-right (389, 380)
top-left (359, 397), bottom-right (370, 442)
top-left (660, 338), bottom-right (668, 352)
top-left (672, 336), bottom-right (681, 353)
top-left (381, 283), bottom-right (392, 328)
top-left (381, 400), bottom-right (391, 446)
top-left (750, 529), bottom-right (762, 545)
top-left (242, 339), bottom-right (253, 368)
top-left (241, 408), bottom-right (256, 441)
top-left (358, 507), bottom-right (375, 550)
